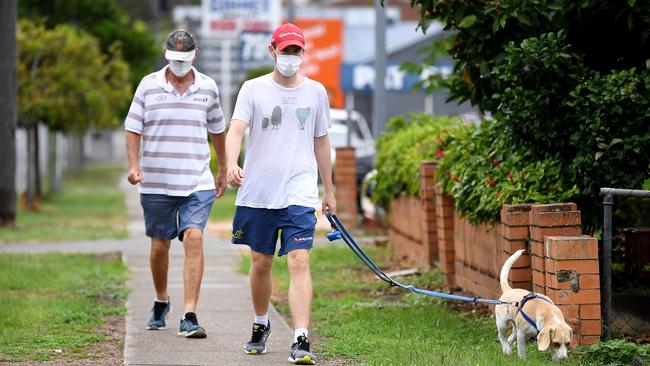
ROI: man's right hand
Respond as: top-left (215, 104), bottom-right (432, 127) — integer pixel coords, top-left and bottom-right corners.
top-left (127, 166), bottom-right (144, 185)
top-left (226, 164), bottom-right (244, 187)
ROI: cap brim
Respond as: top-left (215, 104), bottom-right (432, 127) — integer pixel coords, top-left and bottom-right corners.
top-left (165, 49), bottom-right (196, 61)
top-left (276, 40), bottom-right (305, 51)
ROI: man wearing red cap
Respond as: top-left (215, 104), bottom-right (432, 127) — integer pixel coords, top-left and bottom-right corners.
top-left (226, 23), bottom-right (336, 365)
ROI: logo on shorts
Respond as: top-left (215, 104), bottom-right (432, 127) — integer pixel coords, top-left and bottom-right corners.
top-left (292, 236), bottom-right (313, 243)
top-left (232, 229), bottom-right (245, 240)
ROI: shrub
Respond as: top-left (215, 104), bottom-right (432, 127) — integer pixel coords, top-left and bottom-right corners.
top-left (370, 113), bottom-right (459, 208)
top-left (437, 119), bottom-right (579, 223)
top-left (578, 339), bottom-right (650, 366)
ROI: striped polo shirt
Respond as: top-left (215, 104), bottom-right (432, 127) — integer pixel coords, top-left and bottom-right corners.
top-left (124, 66), bottom-right (225, 196)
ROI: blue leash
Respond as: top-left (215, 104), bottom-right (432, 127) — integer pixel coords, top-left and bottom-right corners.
top-left (325, 213), bottom-right (516, 306)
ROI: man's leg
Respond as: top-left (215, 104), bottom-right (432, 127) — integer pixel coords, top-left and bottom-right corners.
top-left (287, 249), bottom-right (312, 329)
top-left (250, 250), bottom-right (274, 316)
top-left (182, 228), bottom-right (204, 314)
top-left (150, 238), bottom-right (172, 301)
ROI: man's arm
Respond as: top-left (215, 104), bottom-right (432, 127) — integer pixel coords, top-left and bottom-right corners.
top-left (314, 135), bottom-right (336, 214)
top-left (225, 120), bottom-right (248, 187)
top-left (210, 132), bottom-right (227, 197)
top-left (125, 131), bottom-right (143, 185)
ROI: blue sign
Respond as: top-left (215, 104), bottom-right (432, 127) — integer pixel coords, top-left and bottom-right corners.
top-left (239, 32), bottom-right (273, 71)
top-left (340, 62), bottom-right (453, 92)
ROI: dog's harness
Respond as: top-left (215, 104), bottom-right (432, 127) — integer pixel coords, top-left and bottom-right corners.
top-left (515, 293), bottom-right (553, 331)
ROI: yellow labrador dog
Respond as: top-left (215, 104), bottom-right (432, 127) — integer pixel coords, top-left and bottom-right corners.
top-left (495, 249), bottom-right (573, 361)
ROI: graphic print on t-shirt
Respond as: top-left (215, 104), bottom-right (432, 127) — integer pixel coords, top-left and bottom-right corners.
top-left (262, 117), bottom-right (270, 130)
top-left (295, 107), bottom-right (310, 130)
top-left (270, 106), bottom-right (282, 129)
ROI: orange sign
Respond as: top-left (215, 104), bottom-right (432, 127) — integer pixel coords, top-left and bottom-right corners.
top-left (293, 19), bottom-right (344, 108)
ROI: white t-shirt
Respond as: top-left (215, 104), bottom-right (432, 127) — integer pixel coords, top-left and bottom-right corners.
top-left (231, 74), bottom-right (331, 210)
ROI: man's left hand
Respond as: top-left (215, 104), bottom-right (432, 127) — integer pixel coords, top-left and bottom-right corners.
top-left (216, 172), bottom-right (227, 198)
top-left (321, 192), bottom-right (337, 215)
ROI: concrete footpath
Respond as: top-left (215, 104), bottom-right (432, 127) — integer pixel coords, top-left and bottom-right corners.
top-left (0, 180), bottom-right (304, 366)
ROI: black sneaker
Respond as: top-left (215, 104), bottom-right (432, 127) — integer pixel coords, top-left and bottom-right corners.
top-left (288, 335), bottom-right (317, 365)
top-left (244, 320), bottom-right (271, 354)
top-left (177, 312), bottom-right (207, 338)
top-left (146, 299), bottom-right (171, 330)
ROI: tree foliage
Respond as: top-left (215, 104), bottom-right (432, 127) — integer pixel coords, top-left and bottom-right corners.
top-left (19, 0), bottom-right (158, 87)
top-left (409, 0), bottom-right (650, 111)
top-left (17, 19), bottom-right (131, 133)
top-left (407, 0), bottom-right (650, 228)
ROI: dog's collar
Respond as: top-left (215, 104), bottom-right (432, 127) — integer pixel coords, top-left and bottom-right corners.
top-left (516, 293), bottom-right (553, 332)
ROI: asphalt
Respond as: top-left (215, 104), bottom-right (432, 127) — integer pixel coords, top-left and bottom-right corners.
top-left (0, 179), bottom-right (304, 366)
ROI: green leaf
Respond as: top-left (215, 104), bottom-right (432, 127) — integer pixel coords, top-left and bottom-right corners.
top-left (458, 15), bottom-right (477, 29)
top-left (595, 152), bottom-right (604, 161)
top-left (628, 0), bottom-right (636, 6)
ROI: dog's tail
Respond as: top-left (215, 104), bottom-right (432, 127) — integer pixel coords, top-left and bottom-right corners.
top-left (500, 249), bottom-right (525, 293)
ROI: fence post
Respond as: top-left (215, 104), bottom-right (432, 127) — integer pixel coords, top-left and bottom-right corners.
top-left (435, 183), bottom-right (455, 286)
top-left (334, 147), bottom-right (357, 230)
top-left (602, 192), bottom-right (613, 340)
top-left (420, 161), bottom-right (438, 266)
top-left (529, 203), bottom-right (582, 294)
top-left (545, 236), bottom-right (601, 346)
top-left (501, 204), bottom-right (533, 290)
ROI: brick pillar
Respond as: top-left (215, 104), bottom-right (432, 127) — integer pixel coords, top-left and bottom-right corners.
top-left (500, 204), bottom-right (533, 290)
top-left (529, 203), bottom-right (582, 294)
top-left (545, 236), bottom-right (601, 346)
top-left (435, 183), bottom-right (455, 286)
top-left (420, 161), bottom-right (438, 266)
top-left (334, 147), bottom-right (357, 230)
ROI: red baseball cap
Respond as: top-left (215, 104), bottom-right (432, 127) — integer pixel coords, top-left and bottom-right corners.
top-left (271, 23), bottom-right (305, 51)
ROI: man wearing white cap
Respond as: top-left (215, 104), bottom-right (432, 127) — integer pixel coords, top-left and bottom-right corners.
top-left (124, 29), bottom-right (227, 339)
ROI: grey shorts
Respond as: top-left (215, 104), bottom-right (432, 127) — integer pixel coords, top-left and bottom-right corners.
top-left (140, 189), bottom-right (215, 241)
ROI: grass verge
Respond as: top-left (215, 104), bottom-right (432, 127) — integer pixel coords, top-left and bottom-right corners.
top-left (0, 164), bottom-right (127, 243)
top-left (240, 245), bottom-right (587, 365)
top-left (210, 188), bottom-right (237, 222)
top-left (0, 252), bottom-right (128, 362)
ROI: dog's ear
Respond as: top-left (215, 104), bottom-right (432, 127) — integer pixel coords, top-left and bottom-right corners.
top-left (537, 327), bottom-right (552, 351)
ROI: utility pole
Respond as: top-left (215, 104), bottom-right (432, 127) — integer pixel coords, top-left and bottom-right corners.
top-left (0, 0), bottom-right (17, 226)
top-left (373, 0), bottom-right (387, 139)
top-left (288, 0), bottom-right (296, 23)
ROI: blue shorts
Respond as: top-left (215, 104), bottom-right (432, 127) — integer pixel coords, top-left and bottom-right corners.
top-left (231, 205), bottom-right (317, 256)
top-left (140, 190), bottom-right (215, 241)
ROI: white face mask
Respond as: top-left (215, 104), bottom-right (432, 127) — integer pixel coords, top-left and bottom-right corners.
top-left (169, 60), bottom-right (193, 77)
top-left (275, 54), bottom-right (301, 77)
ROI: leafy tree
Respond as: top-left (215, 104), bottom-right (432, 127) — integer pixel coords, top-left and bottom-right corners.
top-left (408, 0), bottom-right (650, 229)
top-left (17, 19), bottom-right (131, 208)
top-left (19, 0), bottom-right (158, 87)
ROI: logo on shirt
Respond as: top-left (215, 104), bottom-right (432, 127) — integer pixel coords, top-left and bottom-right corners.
top-left (292, 236), bottom-right (313, 243)
top-left (156, 95), bottom-right (167, 101)
top-left (194, 97), bottom-right (208, 102)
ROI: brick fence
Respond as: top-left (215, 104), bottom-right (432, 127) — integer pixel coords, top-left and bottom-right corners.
top-left (383, 161), bottom-right (602, 346)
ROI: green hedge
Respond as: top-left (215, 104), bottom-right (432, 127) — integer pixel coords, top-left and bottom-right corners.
top-left (371, 115), bottom-right (579, 223)
top-left (436, 119), bottom-right (579, 223)
top-left (371, 114), bottom-right (458, 208)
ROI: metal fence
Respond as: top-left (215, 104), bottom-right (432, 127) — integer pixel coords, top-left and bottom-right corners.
top-left (600, 188), bottom-right (650, 340)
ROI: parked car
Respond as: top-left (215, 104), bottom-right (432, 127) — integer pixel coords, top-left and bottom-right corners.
top-left (328, 108), bottom-right (376, 186)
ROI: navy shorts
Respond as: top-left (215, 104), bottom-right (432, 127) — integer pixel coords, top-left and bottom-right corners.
top-left (140, 189), bottom-right (215, 241)
top-left (231, 205), bottom-right (317, 256)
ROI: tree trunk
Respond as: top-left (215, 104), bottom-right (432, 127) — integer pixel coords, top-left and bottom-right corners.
top-left (0, 0), bottom-right (17, 226)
